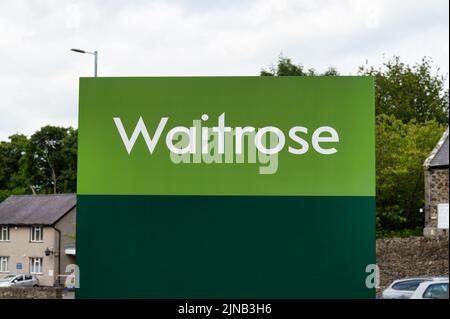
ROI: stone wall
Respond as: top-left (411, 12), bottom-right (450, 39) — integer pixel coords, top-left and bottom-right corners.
top-left (0, 287), bottom-right (62, 299)
top-left (424, 167), bottom-right (449, 237)
top-left (377, 236), bottom-right (449, 295)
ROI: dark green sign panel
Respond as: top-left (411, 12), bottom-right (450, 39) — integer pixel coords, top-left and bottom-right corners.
top-left (77, 76), bottom-right (375, 298)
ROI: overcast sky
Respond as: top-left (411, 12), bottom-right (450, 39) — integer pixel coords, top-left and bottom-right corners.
top-left (0, 0), bottom-right (448, 141)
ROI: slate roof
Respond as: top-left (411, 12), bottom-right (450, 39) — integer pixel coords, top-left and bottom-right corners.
top-left (0, 194), bottom-right (76, 225)
top-left (430, 134), bottom-right (449, 167)
top-left (424, 128), bottom-right (449, 169)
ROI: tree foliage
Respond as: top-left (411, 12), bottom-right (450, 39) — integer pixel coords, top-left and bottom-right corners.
top-left (0, 126), bottom-right (77, 199)
top-left (376, 115), bottom-right (445, 235)
top-left (0, 134), bottom-right (28, 191)
top-left (261, 55), bottom-right (339, 76)
top-left (24, 126), bottom-right (78, 194)
top-left (359, 56), bottom-right (449, 124)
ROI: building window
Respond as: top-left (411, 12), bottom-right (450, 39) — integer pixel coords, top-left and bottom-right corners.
top-left (30, 257), bottom-right (43, 274)
top-left (0, 226), bottom-right (9, 241)
top-left (30, 226), bottom-right (43, 242)
top-left (0, 257), bottom-right (8, 272)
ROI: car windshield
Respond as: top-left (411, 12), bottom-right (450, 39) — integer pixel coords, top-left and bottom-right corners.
top-left (0, 275), bottom-right (15, 282)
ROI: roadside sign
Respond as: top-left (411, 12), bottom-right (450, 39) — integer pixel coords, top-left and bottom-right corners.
top-left (77, 76), bottom-right (375, 298)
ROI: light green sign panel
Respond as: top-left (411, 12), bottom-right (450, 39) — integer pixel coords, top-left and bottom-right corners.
top-left (77, 76), bottom-right (375, 298)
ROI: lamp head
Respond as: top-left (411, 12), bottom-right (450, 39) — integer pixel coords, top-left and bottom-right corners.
top-left (70, 48), bottom-right (86, 54)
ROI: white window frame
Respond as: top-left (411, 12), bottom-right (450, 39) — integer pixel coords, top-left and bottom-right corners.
top-left (30, 257), bottom-right (43, 274)
top-left (30, 226), bottom-right (43, 242)
top-left (0, 256), bottom-right (8, 273)
top-left (0, 226), bottom-right (10, 241)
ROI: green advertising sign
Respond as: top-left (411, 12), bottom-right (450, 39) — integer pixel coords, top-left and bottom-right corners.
top-left (77, 76), bottom-right (375, 298)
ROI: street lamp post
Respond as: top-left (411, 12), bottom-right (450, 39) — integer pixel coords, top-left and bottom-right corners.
top-left (70, 48), bottom-right (98, 77)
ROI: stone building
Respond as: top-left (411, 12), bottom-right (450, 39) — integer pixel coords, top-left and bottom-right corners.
top-left (0, 194), bottom-right (76, 286)
top-left (423, 128), bottom-right (449, 237)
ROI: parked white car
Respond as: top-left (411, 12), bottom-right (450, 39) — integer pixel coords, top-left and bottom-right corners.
top-left (411, 280), bottom-right (449, 299)
top-left (0, 274), bottom-right (40, 287)
top-left (382, 277), bottom-right (448, 299)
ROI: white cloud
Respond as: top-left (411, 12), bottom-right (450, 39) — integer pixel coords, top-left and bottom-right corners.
top-left (0, 0), bottom-right (448, 141)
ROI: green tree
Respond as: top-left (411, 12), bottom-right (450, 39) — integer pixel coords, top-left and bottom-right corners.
top-left (59, 128), bottom-right (78, 193)
top-left (376, 114), bottom-right (445, 235)
top-left (0, 134), bottom-right (29, 197)
top-left (24, 126), bottom-right (77, 194)
top-left (261, 55), bottom-right (339, 76)
top-left (359, 56), bottom-right (449, 124)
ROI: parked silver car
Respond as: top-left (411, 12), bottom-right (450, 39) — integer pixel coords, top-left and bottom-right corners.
top-left (0, 274), bottom-right (40, 288)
